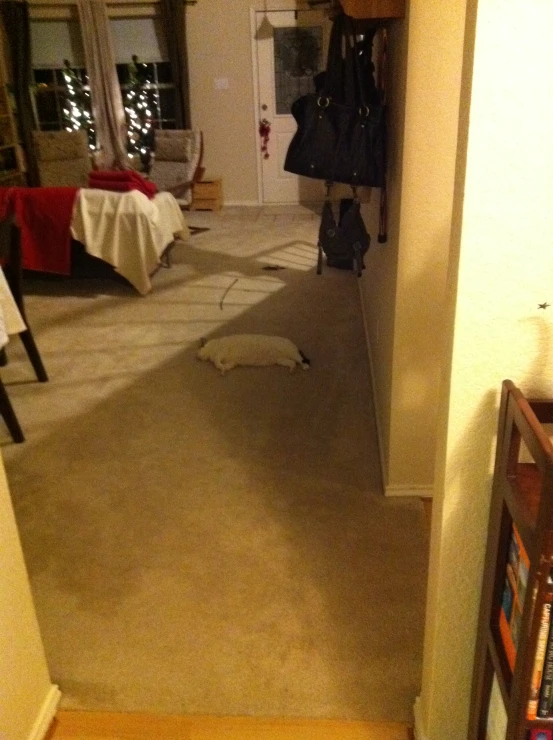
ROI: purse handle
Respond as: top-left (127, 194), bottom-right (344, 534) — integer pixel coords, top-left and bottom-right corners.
top-left (320, 13), bottom-right (368, 109)
top-left (319, 14), bottom-right (378, 188)
top-left (324, 181), bottom-right (360, 203)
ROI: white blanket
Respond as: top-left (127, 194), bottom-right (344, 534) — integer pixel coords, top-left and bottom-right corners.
top-left (0, 270), bottom-right (26, 349)
top-left (70, 189), bottom-right (189, 295)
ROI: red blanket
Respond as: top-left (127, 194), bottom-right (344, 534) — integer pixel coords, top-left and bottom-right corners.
top-left (90, 169), bottom-right (144, 182)
top-left (88, 179), bottom-right (157, 198)
top-left (88, 169), bottom-right (157, 198)
top-left (0, 186), bottom-right (78, 275)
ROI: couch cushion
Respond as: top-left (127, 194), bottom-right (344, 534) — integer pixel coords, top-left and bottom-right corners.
top-left (39, 159), bottom-right (91, 188)
top-left (154, 130), bottom-right (193, 163)
top-left (33, 130), bottom-right (90, 162)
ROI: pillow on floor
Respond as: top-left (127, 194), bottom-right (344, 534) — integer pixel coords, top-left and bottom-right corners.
top-left (197, 334), bottom-right (310, 375)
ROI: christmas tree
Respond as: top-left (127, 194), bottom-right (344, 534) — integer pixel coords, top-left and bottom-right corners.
top-left (124, 55), bottom-right (155, 168)
top-left (61, 60), bottom-right (95, 149)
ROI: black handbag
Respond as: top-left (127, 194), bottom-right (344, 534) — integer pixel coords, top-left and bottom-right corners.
top-left (284, 13), bottom-right (385, 188)
top-left (317, 186), bottom-right (370, 277)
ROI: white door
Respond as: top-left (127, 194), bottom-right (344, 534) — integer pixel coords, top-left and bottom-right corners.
top-left (255, 9), bottom-right (330, 204)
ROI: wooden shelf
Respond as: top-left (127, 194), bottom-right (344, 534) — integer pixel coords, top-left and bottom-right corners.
top-left (0, 168), bottom-right (20, 181)
top-left (340, 0), bottom-right (405, 19)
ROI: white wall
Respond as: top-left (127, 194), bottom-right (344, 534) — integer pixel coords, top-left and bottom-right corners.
top-left (360, 0), bottom-right (467, 497)
top-left (0, 454), bottom-right (59, 740)
top-left (418, 0), bottom-right (553, 736)
top-left (186, 0), bottom-right (261, 204)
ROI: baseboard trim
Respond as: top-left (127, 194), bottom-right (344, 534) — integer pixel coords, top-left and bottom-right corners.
top-left (28, 684), bottom-right (61, 740)
top-left (223, 200), bottom-right (261, 207)
top-left (413, 696), bottom-right (429, 740)
top-left (385, 484), bottom-right (434, 498)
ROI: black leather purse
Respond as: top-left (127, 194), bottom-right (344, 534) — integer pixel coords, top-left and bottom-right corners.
top-left (284, 13), bottom-right (385, 188)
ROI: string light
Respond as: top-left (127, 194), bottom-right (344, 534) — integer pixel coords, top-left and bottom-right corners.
top-left (61, 59), bottom-right (96, 150)
top-left (123, 54), bottom-right (154, 168)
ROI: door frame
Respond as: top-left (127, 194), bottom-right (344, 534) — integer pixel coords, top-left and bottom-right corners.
top-left (250, 5), bottom-right (264, 205)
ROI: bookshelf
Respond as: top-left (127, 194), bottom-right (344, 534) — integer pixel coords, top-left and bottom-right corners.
top-left (470, 380), bottom-right (553, 739)
top-left (0, 30), bottom-right (25, 186)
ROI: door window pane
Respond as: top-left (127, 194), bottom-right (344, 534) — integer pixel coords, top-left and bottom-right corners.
top-left (273, 26), bottom-right (322, 115)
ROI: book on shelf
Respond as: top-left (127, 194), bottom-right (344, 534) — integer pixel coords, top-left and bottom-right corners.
top-left (538, 586), bottom-right (553, 718)
top-left (528, 600), bottom-right (552, 720)
top-left (498, 522), bottom-right (530, 670)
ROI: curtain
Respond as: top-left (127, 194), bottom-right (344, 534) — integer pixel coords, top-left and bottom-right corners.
top-left (0, 1), bottom-right (39, 186)
top-left (77, 0), bottom-right (128, 169)
top-left (160, 0), bottom-right (190, 129)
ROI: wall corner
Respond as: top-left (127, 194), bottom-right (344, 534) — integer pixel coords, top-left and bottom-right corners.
top-left (413, 696), bottom-right (430, 740)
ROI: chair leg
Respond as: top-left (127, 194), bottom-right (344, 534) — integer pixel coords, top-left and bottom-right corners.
top-left (19, 329), bottom-right (48, 382)
top-left (160, 242), bottom-right (173, 268)
top-left (2, 224), bottom-right (48, 382)
top-left (0, 377), bottom-right (24, 443)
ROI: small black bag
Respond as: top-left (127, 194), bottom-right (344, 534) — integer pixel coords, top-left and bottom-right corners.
top-left (317, 190), bottom-right (370, 277)
top-left (284, 14), bottom-right (385, 188)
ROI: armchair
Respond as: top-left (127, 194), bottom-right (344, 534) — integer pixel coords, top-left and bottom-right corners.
top-left (32, 130), bottom-right (91, 187)
top-left (148, 129), bottom-right (203, 206)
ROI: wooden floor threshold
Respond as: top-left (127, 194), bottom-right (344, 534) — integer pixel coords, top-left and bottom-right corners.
top-left (46, 711), bottom-right (414, 740)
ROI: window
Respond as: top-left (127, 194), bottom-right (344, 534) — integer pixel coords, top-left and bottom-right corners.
top-left (32, 66), bottom-right (96, 148)
top-left (30, 18), bottom-right (177, 162)
top-left (116, 59), bottom-right (176, 166)
top-left (117, 60), bottom-right (177, 131)
top-left (31, 21), bottom-right (95, 147)
top-left (112, 18), bottom-right (177, 160)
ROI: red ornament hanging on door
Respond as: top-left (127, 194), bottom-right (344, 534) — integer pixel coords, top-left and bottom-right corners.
top-left (259, 118), bottom-right (271, 159)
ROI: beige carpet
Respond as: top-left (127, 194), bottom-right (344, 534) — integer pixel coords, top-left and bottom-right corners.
top-left (2, 206), bottom-right (429, 722)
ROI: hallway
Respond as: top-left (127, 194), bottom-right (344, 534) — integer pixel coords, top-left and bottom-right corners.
top-left (3, 206), bottom-right (429, 722)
